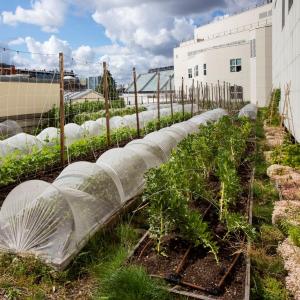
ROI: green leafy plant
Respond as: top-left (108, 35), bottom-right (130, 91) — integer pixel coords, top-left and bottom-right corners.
top-left (73, 106), bottom-right (146, 125)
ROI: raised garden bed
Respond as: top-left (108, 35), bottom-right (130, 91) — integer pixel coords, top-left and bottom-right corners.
top-left (127, 121), bottom-right (255, 300)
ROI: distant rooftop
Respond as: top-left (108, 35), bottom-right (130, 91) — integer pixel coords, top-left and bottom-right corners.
top-left (126, 68), bottom-right (174, 93)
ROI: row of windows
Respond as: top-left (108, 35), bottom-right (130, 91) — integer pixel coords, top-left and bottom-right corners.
top-left (282, 0), bottom-right (294, 29)
top-left (187, 59), bottom-right (241, 78)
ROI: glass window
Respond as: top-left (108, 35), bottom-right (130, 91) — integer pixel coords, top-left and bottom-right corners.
top-left (194, 65), bottom-right (199, 77)
top-left (230, 59), bottom-right (242, 72)
top-left (188, 68), bottom-right (193, 78)
top-left (203, 64), bottom-right (207, 76)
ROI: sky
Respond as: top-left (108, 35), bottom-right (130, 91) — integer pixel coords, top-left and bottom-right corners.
top-left (0, 0), bottom-right (260, 84)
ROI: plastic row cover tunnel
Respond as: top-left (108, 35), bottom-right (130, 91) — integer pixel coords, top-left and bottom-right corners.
top-left (238, 103), bottom-right (258, 120)
top-left (0, 106), bottom-right (193, 159)
top-left (0, 109), bottom-right (228, 270)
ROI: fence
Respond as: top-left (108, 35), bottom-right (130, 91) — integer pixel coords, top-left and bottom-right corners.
top-left (0, 48), bottom-right (246, 176)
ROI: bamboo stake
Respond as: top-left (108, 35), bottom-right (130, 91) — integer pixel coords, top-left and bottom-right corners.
top-left (59, 52), bottom-right (65, 167)
top-left (191, 79), bottom-right (194, 116)
top-left (103, 62), bottom-right (111, 146)
top-left (132, 67), bottom-right (140, 138)
top-left (197, 80), bottom-right (200, 113)
top-left (170, 75), bottom-right (173, 120)
top-left (181, 77), bottom-right (185, 117)
top-left (157, 71), bottom-right (161, 129)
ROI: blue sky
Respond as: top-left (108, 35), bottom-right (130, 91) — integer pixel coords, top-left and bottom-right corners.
top-left (0, 0), bottom-right (258, 82)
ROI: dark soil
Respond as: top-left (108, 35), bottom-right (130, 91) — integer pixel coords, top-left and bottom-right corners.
top-left (130, 141), bottom-right (254, 299)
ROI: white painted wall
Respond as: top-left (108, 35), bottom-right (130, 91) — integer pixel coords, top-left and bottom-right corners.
top-left (272, 0), bottom-right (300, 142)
top-left (174, 3), bottom-right (272, 107)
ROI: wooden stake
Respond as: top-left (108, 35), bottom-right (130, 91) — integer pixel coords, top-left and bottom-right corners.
top-left (170, 75), bottom-right (173, 120)
top-left (197, 81), bottom-right (200, 113)
top-left (103, 62), bottom-right (111, 146)
top-left (157, 71), bottom-right (160, 129)
top-left (59, 53), bottom-right (65, 167)
top-left (181, 77), bottom-right (185, 117)
top-left (191, 79), bottom-right (194, 116)
top-left (132, 67), bottom-right (140, 138)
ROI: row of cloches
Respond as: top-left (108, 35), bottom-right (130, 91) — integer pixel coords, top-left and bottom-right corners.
top-left (0, 104), bottom-right (257, 270)
top-left (0, 104), bottom-right (196, 158)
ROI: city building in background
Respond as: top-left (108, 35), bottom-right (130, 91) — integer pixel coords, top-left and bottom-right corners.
top-left (123, 66), bottom-right (174, 105)
top-left (174, 1), bottom-right (273, 107)
top-left (87, 76), bottom-right (101, 91)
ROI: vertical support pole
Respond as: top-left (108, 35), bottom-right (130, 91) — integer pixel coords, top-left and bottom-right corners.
top-left (133, 67), bottom-right (140, 138)
top-left (181, 77), bottom-right (185, 117)
top-left (197, 81), bottom-right (200, 113)
top-left (59, 52), bottom-right (65, 167)
top-left (103, 61), bottom-right (111, 146)
top-left (211, 83), bottom-right (214, 108)
top-left (170, 75), bottom-right (173, 120)
top-left (217, 80), bottom-right (220, 108)
top-left (157, 72), bottom-right (160, 129)
top-left (223, 81), bottom-right (226, 109)
top-left (191, 79), bottom-right (194, 116)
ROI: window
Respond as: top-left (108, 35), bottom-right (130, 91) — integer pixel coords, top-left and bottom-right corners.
top-left (230, 59), bottom-right (242, 72)
top-left (194, 65), bottom-right (199, 77)
top-left (250, 39), bottom-right (256, 58)
top-left (203, 64), bottom-right (207, 76)
top-left (288, 0), bottom-right (293, 12)
top-left (282, 0), bottom-right (285, 28)
top-left (188, 68), bottom-right (193, 78)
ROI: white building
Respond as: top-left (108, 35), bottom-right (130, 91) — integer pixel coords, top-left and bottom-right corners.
top-left (272, 0), bottom-right (299, 142)
top-left (174, 2), bottom-right (273, 107)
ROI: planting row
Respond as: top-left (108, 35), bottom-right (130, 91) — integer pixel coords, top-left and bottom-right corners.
top-left (0, 112), bottom-right (191, 187)
top-left (0, 104), bottom-right (194, 159)
top-left (0, 108), bottom-right (228, 270)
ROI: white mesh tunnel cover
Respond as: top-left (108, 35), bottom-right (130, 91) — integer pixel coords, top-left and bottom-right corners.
top-left (0, 108), bottom-right (230, 270)
top-left (238, 103), bottom-right (257, 120)
top-left (81, 121), bottom-right (103, 137)
top-left (0, 120), bottom-right (23, 139)
top-left (37, 127), bottom-right (60, 144)
top-left (64, 123), bottom-right (84, 147)
top-left (144, 131), bottom-right (178, 158)
top-left (3, 133), bottom-right (44, 154)
top-left (0, 180), bottom-right (75, 267)
top-left (125, 139), bottom-right (166, 169)
top-left (96, 148), bottom-right (148, 201)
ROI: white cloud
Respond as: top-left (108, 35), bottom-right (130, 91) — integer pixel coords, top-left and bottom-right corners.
top-left (8, 37), bottom-right (26, 46)
top-left (1, 0), bottom-right (68, 32)
top-left (2, 0), bottom-right (260, 82)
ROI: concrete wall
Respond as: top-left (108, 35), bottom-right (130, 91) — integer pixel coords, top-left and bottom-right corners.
top-left (174, 3), bottom-right (272, 107)
top-left (272, 0), bottom-right (300, 142)
top-left (0, 82), bottom-right (59, 118)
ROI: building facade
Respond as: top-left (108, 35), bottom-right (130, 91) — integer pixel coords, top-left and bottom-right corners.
top-left (272, 0), bottom-right (299, 142)
top-left (174, 2), bottom-right (273, 107)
